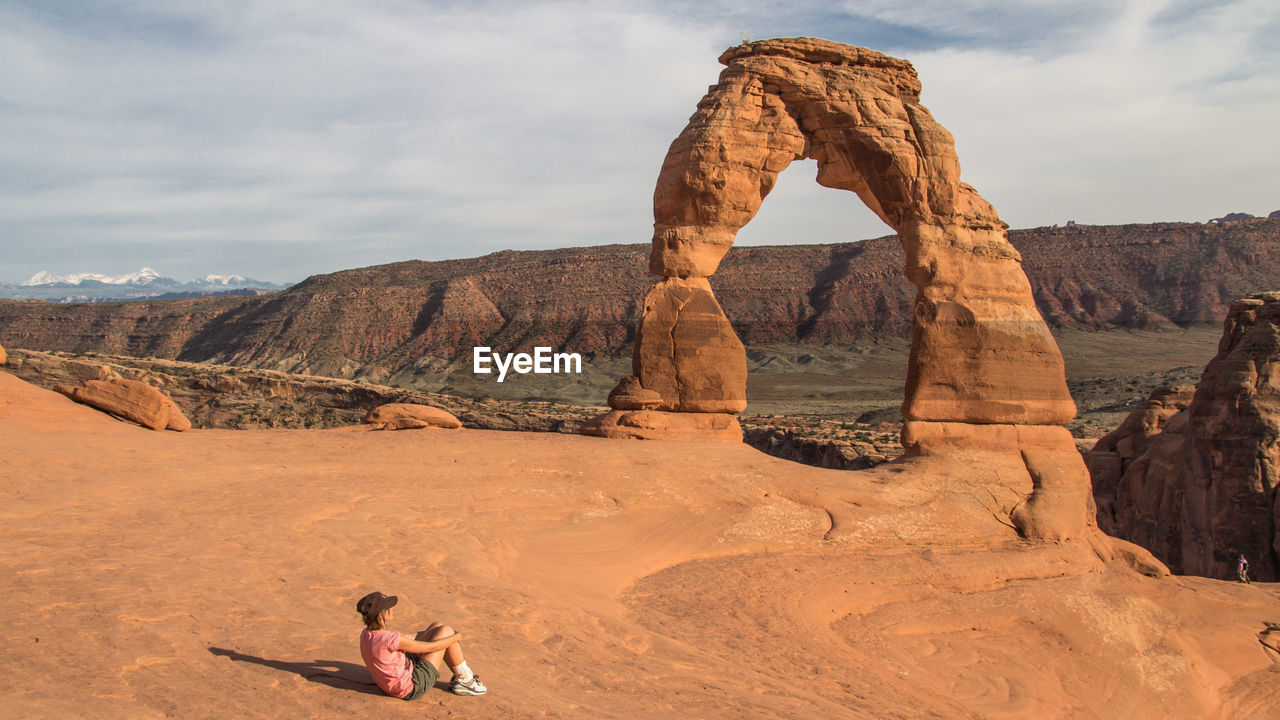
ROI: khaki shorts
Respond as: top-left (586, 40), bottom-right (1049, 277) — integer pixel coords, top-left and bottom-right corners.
top-left (402, 653), bottom-right (440, 700)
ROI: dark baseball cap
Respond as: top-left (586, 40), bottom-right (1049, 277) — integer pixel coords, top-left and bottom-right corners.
top-left (357, 591), bottom-right (398, 620)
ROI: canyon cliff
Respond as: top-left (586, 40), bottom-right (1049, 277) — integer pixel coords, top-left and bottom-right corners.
top-left (1, 220), bottom-right (1276, 385)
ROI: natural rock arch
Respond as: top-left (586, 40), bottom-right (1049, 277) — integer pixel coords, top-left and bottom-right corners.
top-left (584, 38), bottom-right (1091, 541)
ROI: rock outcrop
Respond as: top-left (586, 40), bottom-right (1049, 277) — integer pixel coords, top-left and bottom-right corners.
top-left (1086, 385), bottom-right (1195, 533)
top-left (605, 376), bottom-right (662, 411)
top-left (57, 378), bottom-right (190, 431)
top-left (0, 342), bottom-right (6, 365)
top-left (584, 38), bottom-right (1089, 540)
top-left (363, 403), bottom-right (462, 430)
top-left (633, 278), bottom-right (747, 413)
top-left (636, 37), bottom-right (1074, 424)
top-left (1089, 293), bottom-right (1280, 579)
top-left (4, 348), bottom-right (597, 434)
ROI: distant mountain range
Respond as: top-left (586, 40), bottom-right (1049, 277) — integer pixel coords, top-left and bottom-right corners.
top-left (0, 268), bottom-right (290, 302)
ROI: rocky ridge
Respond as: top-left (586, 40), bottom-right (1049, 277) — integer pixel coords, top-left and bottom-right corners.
top-left (1, 349), bottom-right (901, 469)
top-left (0, 220), bottom-right (1276, 388)
top-left (2, 349), bottom-right (594, 434)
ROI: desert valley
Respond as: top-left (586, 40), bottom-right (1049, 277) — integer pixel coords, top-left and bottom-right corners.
top-left (3, 34), bottom-right (1279, 720)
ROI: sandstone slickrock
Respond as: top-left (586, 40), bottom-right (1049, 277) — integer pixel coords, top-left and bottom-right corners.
top-left (587, 38), bottom-right (1089, 539)
top-left (1086, 385), bottom-right (1194, 533)
top-left (1262, 627), bottom-right (1280, 664)
top-left (901, 422), bottom-right (1093, 542)
top-left (0, 342), bottom-right (6, 365)
top-left (363, 402), bottom-right (462, 430)
top-left (64, 378), bottom-right (188, 432)
top-left (1091, 292), bottom-right (1280, 580)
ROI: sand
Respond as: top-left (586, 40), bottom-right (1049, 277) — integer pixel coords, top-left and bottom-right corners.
top-left (1, 370), bottom-right (1277, 719)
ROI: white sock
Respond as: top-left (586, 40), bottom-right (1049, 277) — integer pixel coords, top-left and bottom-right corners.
top-left (453, 661), bottom-right (473, 682)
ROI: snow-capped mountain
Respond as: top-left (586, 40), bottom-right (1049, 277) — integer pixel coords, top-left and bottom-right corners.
top-left (21, 267), bottom-right (169, 287)
top-left (5, 268), bottom-right (289, 302)
top-left (198, 274), bottom-right (251, 286)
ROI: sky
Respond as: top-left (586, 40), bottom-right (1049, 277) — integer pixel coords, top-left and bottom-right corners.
top-left (1, 0), bottom-right (1277, 285)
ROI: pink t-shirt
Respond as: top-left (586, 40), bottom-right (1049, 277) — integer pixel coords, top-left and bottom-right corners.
top-left (360, 628), bottom-right (413, 698)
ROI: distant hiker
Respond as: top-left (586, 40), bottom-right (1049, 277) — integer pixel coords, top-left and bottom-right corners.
top-left (356, 591), bottom-right (487, 699)
top-left (1238, 555), bottom-right (1251, 584)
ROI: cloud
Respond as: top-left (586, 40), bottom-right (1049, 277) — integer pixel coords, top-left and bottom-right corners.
top-left (909, 0), bottom-right (1280, 227)
top-left (0, 0), bottom-right (1276, 283)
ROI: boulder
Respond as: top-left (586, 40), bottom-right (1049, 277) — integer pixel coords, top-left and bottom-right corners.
top-left (363, 403), bottom-right (462, 430)
top-left (164, 396), bottom-right (192, 432)
top-left (68, 378), bottom-right (188, 432)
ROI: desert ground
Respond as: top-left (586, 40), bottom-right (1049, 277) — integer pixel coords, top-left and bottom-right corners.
top-left (2, 370), bottom-right (1277, 719)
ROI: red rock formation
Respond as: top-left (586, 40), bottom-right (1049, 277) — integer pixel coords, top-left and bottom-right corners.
top-left (164, 396), bottom-right (192, 432)
top-left (0, 342), bottom-right (6, 365)
top-left (363, 403), bottom-right (462, 430)
top-left (606, 376), bottom-right (662, 411)
top-left (584, 37), bottom-right (1088, 540)
top-left (60, 378), bottom-right (189, 432)
top-left (1094, 293), bottom-right (1280, 579)
top-left (633, 278), bottom-right (747, 413)
top-left (638, 37), bottom-right (1074, 426)
top-left (580, 408), bottom-right (742, 442)
top-left (1085, 385), bottom-right (1194, 533)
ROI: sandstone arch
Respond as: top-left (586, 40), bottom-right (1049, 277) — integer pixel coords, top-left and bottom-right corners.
top-left (584, 38), bottom-right (1090, 540)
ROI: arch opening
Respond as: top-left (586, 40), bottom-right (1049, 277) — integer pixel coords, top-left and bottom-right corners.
top-left (582, 38), bottom-right (1093, 542)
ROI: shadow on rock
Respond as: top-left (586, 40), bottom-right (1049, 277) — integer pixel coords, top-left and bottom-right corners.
top-left (208, 646), bottom-right (382, 695)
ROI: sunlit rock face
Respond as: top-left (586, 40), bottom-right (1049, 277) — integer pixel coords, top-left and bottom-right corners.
top-left (589, 38), bottom-right (1086, 541)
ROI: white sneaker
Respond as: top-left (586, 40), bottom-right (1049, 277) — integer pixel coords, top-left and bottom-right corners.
top-left (451, 674), bottom-right (487, 696)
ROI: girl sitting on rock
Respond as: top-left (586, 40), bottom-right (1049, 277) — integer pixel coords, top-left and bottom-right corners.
top-left (356, 591), bottom-right (487, 699)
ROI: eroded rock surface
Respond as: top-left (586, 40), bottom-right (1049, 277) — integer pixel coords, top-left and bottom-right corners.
top-left (606, 376), bottom-right (663, 411)
top-left (581, 409), bottom-right (742, 442)
top-left (633, 278), bottom-right (747, 413)
top-left (642, 37), bottom-right (1074, 426)
top-left (587, 38), bottom-right (1087, 540)
top-left (1086, 385), bottom-right (1194, 533)
top-left (1091, 293), bottom-right (1280, 580)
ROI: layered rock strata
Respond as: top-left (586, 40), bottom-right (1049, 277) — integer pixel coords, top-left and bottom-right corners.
top-left (1088, 293), bottom-right (1280, 579)
top-left (586, 38), bottom-right (1087, 540)
top-left (1085, 385), bottom-right (1194, 534)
